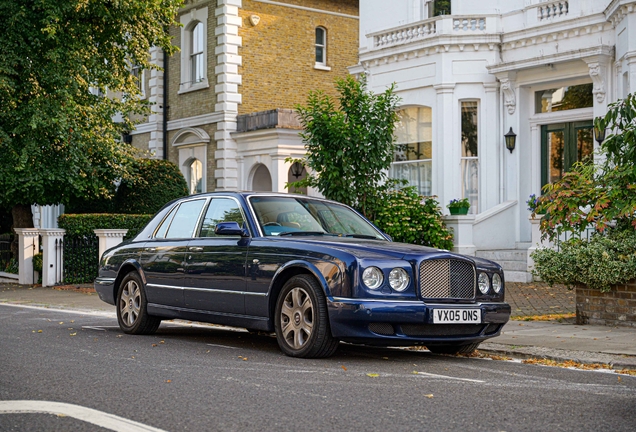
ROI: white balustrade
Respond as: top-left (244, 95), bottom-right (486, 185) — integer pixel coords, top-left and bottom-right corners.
top-left (537, 1), bottom-right (569, 20)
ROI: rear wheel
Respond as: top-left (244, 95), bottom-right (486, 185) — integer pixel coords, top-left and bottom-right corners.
top-left (274, 275), bottom-right (339, 358)
top-left (116, 272), bottom-right (160, 335)
top-left (427, 342), bottom-right (480, 355)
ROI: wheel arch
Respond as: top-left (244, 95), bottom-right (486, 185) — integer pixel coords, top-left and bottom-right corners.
top-left (267, 261), bottom-right (332, 323)
top-left (113, 260), bottom-right (146, 300)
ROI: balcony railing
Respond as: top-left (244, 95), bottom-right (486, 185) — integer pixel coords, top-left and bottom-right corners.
top-left (537, 1), bottom-right (569, 21)
top-left (370, 16), bottom-right (491, 50)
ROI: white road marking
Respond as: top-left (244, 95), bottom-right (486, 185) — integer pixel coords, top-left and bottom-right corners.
top-left (206, 343), bottom-right (239, 349)
top-left (81, 326), bottom-right (111, 331)
top-left (414, 371), bottom-right (485, 383)
top-left (0, 400), bottom-right (168, 432)
top-left (0, 303), bottom-right (116, 317)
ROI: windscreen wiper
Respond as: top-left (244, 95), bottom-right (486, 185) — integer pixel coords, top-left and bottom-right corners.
top-left (343, 234), bottom-right (380, 239)
top-left (278, 231), bottom-right (334, 237)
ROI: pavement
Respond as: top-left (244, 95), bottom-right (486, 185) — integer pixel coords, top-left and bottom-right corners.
top-left (1, 281), bottom-right (635, 369)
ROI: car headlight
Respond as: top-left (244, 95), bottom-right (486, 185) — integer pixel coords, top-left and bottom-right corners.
top-left (388, 268), bottom-right (409, 292)
top-left (362, 267), bottom-right (383, 290)
top-left (492, 273), bottom-right (503, 294)
top-left (478, 272), bottom-right (490, 294)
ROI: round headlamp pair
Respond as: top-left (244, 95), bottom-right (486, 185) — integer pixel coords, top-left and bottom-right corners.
top-left (478, 272), bottom-right (503, 294)
top-left (362, 267), bottom-right (409, 292)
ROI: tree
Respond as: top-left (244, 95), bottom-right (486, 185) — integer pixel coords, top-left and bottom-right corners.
top-left (290, 75), bottom-right (401, 218)
top-left (0, 0), bottom-right (183, 249)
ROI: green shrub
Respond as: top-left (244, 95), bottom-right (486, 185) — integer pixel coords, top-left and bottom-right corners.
top-left (531, 230), bottom-right (636, 292)
top-left (374, 187), bottom-right (454, 250)
top-left (32, 253), bottom-right (43, 274)
top-left (115, 158), bottom-right (188, 214)
top-left (58, 213), bottom-right (153, 240)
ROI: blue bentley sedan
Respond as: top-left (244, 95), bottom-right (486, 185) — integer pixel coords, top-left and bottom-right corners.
top-left (95, 192), bottom-right (510, 358)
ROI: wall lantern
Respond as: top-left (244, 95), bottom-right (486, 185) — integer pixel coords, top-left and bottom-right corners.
top-left (504, 127), bottom-right (516, 154)
top-left (594, 124), bottom-right (606, 145)
top-left (290, 161), bottom-right (305, 179)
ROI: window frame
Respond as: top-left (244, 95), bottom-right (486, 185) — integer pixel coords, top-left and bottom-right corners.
top-left (179, 7), bottom-right (209, 94)
top-left (460, 100), bottom-right (480, 214)
top-left (314, 26), bottom-right (331, 71)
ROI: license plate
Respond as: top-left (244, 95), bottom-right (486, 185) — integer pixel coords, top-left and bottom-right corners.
top-left (433, 309), bottom-right (481, 324)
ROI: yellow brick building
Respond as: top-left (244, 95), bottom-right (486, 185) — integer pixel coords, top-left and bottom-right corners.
top-left (130, 0), bottom-right (358, 194)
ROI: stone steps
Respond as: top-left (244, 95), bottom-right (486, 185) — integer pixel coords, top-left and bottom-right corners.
top-left (475, 249), bottom-right (532, 283)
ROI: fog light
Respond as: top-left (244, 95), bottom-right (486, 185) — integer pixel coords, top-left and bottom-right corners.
top-left (362, 267), bottom-right (383, 290)
top-left (389, 268), bottom-right (409, 292)
top-left (492, 273), bottom-right (503, 294)
top-left (478, 272), bottom-right (490, 294)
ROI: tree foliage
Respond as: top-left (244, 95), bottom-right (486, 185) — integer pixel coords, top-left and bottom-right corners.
top-left (0, 0), bottom-right (183, 217)
top-left (290, 75), bottom-right (401, 219)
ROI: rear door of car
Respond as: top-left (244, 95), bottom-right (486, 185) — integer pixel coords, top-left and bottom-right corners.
top-left (140, 198), bottom-right (207, 308)
top-left (184, 197), bottom-right (249, 315)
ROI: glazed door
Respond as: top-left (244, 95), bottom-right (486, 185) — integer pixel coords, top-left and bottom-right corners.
top-left (541, 121), bottom-right (594, 188)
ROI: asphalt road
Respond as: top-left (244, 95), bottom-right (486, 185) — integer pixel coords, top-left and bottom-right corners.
top-left (1, 304), bottom-right (635, 432)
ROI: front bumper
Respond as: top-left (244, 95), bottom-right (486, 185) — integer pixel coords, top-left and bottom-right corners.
top-left (328, 297), bottom-right (511, 346)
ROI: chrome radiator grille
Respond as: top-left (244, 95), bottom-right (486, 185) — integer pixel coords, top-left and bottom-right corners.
top-left (419, 259), bottom-right (475, 299)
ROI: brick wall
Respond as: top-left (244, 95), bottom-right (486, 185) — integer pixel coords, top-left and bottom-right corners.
top-left (167, 0), bottom-right (217, 121)
top-left (131, 133), bottom-right (151, 155)
top-left (576, 282), bottom-right (636, 327)
top-left (238, 0), bottom-right (359, 114)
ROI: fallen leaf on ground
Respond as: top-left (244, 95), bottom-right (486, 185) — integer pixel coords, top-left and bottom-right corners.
top-left (70, 332), bottom-right (77, 336)
top-left (341, 365), bottom-right (347, 371)
top-left (366, 373), bottom-right (379, 378)
top-left (424, 394), bottom-right (434, 399)
top-left (152, 344), bottom-right (157, 347)
top-left (165, 380), bottom-right (171, 383)
top-left (37, 330), bottom-right (42, 333)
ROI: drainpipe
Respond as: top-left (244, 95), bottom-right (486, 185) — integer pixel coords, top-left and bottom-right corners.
top-left (162, 48), bottom-right (168, 160)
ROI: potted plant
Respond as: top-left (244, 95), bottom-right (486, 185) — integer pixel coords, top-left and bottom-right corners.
top-left (447, 198), bottom-right (470, 215)
top-left (526, 193), bottom-right (545, 216)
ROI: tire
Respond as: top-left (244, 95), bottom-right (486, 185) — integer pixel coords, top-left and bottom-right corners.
top-left (427, 342), bottom-right (480, 355)
top-left (116, 272), bottom-right (161, 335)
top-left (274, 275), bottom-right (339, 358)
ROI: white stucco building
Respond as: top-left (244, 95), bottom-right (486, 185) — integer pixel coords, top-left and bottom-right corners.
top-left (350, 0), bottom-right (635, 280)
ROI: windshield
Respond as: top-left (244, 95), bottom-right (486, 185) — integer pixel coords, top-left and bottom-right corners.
top-left (248, 196), bottom-right (386, 240)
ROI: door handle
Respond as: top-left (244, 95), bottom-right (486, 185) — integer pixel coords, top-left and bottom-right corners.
top-left (189, 246), bottom-right (203, 252)
top-left (145, 247), bottom-right (157, 252)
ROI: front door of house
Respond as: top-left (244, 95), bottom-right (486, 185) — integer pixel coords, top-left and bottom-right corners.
top-left (541, 121), bottom-right (594, 188)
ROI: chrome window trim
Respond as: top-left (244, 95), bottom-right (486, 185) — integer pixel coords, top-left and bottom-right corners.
top-left (152, 197), bottom-right (210, 240)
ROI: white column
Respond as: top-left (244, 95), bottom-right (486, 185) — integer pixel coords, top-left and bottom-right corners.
top-left (14, 228), bottom-right (39, 285)
top-left (433, 83), bottom-right (456, 205)
top-left (443, 215), bottom-right (476, 256)
top-left (40, 229), bottom-right (65, 287)
top-left (148, 47), bottom-right (164, 159)
top-left (214, 0), bottom-right (243, 190)
top-left (94, 230), bottom-right (128, 262)
top-left (482, 82), bottom-right (500, 210)
top-left (271, 155), bottom-right (288, 193)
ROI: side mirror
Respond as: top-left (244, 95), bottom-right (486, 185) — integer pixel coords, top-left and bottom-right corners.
top-left (214, 222), bottom-right (250, 237)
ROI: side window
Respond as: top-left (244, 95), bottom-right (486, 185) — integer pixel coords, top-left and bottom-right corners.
top-left (154, 206), bottom-right (178, 239)
top-left (199, 198), bottom-right (246, 237)
top-left (164, 199), bottom-right (206, 239)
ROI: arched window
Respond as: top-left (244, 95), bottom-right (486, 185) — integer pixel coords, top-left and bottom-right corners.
top-left (315, 27), bottom-right (327, 66)
top-left (191, 22), bottom-right (205, 84)
top-left (251, 164), bottom-right (272, 191)
top-left (392, 107), bottom-right (433, 196)
top-left (189, 159), bottom-right (203, 194)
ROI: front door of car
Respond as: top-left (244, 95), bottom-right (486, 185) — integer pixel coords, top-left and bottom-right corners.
top-left (140, 198), bottom-right (207, 309)
top-left (184, 197), bottom-right (249, 315)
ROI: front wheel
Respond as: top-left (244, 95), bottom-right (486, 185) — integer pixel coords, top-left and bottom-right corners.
top-left (274, 275), bottom-right (339, 358)
top-left (427, 342), bottom-right (480, 355)
top-left (116, 272), bottom-right (161, 335)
